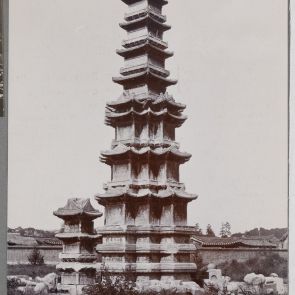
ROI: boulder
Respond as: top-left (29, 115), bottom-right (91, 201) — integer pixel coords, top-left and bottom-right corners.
top-left (40, 272), bottom-right (58, 290)
top-left (252, 274), bottom-right (265, 285)
top-left (26, 281), bottom-right (37, 288)
top-left (226, 282), bottom-right (239, 294)
top-left (34, 282), bottom-right (49, 294)
top-left (35, 276), bottom-right (42, 282)
top-left (271, 277), bottom-right (285, 295)
top-left (244, 273), bottom-right (265, 285)
top-left (149, 285), bottom-right (163, 293)
top-left (182, 281), bottom-right (204, 295)
top-left (244, 273), bottom-right (256, 284)
top-left (16, 286), bottom-right (26, 294)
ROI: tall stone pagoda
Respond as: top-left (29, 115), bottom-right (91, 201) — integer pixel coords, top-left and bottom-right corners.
top-left (95, 0), bottom-right (198, 287)
top-left (54, 198), bottom-right (102, 294)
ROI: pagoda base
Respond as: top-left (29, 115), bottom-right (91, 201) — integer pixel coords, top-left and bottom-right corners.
top-left (96, 262), bottom-right (197, 275)
top-left (94, 263), bottom-right (203, 295)
top-left (96, 224), bottom-right (200, 293)
top-left (57, 268), bottom-right (96, 295)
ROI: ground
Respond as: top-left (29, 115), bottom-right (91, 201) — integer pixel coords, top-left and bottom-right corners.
top-left (7, 264), bottom-right (57, 278)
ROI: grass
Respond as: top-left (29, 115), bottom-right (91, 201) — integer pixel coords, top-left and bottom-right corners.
top-left (7, 264), bottom-right (58, 278)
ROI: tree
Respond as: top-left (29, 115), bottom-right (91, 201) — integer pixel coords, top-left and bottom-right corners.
top-left (19, 228), bottom-right (25, 236)
top-left (27, 247), bottom-right (44, 265)
top-left (224, 222), bottom-right (231, 237)
top-left (206, 224), bottom-right (215, 237)
top-left (195, 223), bottom-right (203, 236)
top-left (220, 223), bottom-right (227, 238)
top-left (220, 222), bottom-right (231, 238)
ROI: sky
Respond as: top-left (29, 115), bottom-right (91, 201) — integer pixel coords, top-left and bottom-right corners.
top-left (8, 0), bottom-right (288, 235)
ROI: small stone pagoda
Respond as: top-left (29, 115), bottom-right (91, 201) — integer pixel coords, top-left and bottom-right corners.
top-left (96, 0), bottom-right (198, 289)
top-left (54, 198), bottom-right (102, 294)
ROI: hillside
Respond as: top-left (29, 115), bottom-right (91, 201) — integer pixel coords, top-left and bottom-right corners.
top-left (7, 227), bottom-right (56, 238)
top-left (232, 227), bottom-right (287, 239)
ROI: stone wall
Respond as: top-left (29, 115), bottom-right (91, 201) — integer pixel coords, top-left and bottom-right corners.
top-left (7, 246), bottom-right (288, 266)
top-left (198, 248), bottom-right (288, 265)
top-left (7, 246), bottom-right (61, 265)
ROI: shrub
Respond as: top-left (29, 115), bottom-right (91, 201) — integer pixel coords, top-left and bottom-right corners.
top-left (7, 278), bottom-right (18, 295)
top-left (7, 277), bottom-right (22, 295)
top-left (83, 265), bottom-right (139, 295)
top-left (83, 266), bottom-right (191, 295)
top-left (7, 277), bottom-right (19, 289)
top-left (192, 252), bottom-right (208, 287)
top-left (218, 253), bottom-right (288, 282)
top-left (27, 247), bottom-right (44, 265)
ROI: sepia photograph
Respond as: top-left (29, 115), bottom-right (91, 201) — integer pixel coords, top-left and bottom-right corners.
top-left (4, 0), bottom-right (289, 294)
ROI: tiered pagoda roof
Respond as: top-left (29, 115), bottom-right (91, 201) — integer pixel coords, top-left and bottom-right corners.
top-left (96, 187), bottom-right (197, 205)
top-left (56, 263), bottom-right (99, 272)
top-left (116, 43), bottom-right (173, 59)
top-left (113, 70), bottom-right (177, 87)
top-left (54, 198), bottom-right (102, 245)
top-left (100, 145), bottom-right (191, 164)
top-left (120, 15), bottom-right (171, 32)
top-left (54, 198), bottom-right (102, 220)
top-left (105, 93), bottom-right (187, 128)
top-left (105, 106), bottom-right (187, 127)
top-left (106, 93), bottom-right (185, 110)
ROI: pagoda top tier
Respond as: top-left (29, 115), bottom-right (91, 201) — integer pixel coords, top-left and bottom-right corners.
top-left (113, 0), bottom-right (175, 96)
top-left (54, 198), bottom-right (102, 220)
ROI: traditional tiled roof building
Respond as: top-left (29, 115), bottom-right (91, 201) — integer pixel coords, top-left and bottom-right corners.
top-left (191, 236), bottom-right (278, 249)
top-left (95, 0), bottom-right (198, 287)
top-left (36, 238), bottom-right (62, 246)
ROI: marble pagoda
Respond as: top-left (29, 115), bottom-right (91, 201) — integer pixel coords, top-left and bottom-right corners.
top-left (96, 0), bottom-right (198, 286)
